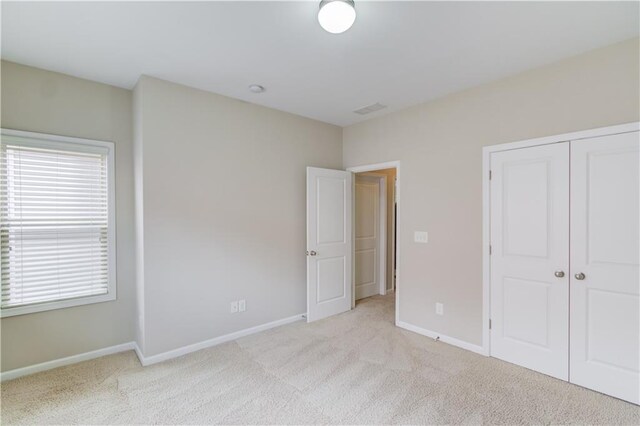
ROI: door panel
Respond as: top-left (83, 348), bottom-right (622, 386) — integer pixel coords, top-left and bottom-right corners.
top-left (490, 142), bottom-right (569, 380)
top-left (316, 257), bottom-right (346, 303)
top-left (570, 131), bottom-right (640, 404)
top-left (307, 167), bottom-right (352, 322)
top-left (503, 160), bottom-right (550, 258)
top-left (317, 177), bottom-right (346, 244)
top-left (355, 176), bottom-right (380, 300)
top-left (502, 277), bottom-right (551, 348)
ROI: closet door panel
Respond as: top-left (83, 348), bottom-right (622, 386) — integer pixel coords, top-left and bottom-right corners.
top-left (570, 131), bottom-right (640, 404)
top-left (490, 142), bottom-right (570, 380)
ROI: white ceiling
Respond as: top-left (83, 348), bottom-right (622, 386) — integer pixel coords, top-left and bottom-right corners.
top-left (2, 1), bottom-right (638, 127)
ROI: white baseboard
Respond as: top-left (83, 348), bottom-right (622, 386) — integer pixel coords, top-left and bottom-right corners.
top-left (135, 313), bottom-right (305, 366)
top-left (3, 316), bottom-right (477, 381)
top-left (0, 342), bottom-right (136, 382)
top-left (0, 314), bottom-right (305, 381)
top-left (397, 320), bottom-right (487, 356)
top-left (133, 341), bottom-right (145, 365)
top-left (2, 314), bottom-right (306, 381)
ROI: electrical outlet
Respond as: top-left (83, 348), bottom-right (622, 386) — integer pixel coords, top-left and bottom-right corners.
top-left (436, 302), bottom-right (444, 316)
top-left (414, 231), bottom-right (428, 243)
top-left (238, 299), bottom-right (246, 312)
top-left (230, 301), bottom-right (238, 313)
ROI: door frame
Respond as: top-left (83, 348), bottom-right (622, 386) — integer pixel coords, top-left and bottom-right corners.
top-left (481, 122), bottom-right (639, 357)
top-left (347, 161), bottom-right (401, 326)
top-left (354, 173), bottom-right (387, 298)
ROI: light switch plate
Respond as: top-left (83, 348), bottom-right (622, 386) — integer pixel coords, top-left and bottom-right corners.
top-left (436, 303), bottom-right (444, 315)
top-left (230, 301), bottom-right (238, 313)
top-left (414, 231), bottom-right (428, 243)
top-left (239, 299), bottom-right (246, 312)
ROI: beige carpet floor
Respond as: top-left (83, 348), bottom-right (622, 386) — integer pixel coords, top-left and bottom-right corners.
top-left (2, 293), bottom-right (639, 425)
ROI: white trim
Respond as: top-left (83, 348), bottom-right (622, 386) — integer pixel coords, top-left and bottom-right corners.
top-left (390, 176), bottom-right (396, 292)
top-left (482, 122), bottom-right (639, 154)
top-left (0, 128), bottom-right (118, 318)
top-left (481, 149), bottom-right (492, 356)
top-left (135, 313), bottom-right (305, 366)
top-left (397, 320), bottom-right (485, 355)
top-left (1, 128), bottom-right (115, 152)
top-left (347, 161), bottom-right (401, 326)
top-left (377, 175), bottom-right (387, 296)
top-left (481, 122), bottom-right (640, 358)
top-left (0, 342), bottom-right (135, 382)
top-left (347, 161), bottom-right (401, 174)
top-left (2, 314), bottom-right (306, 380)
top-left (0, 293), bottom-right (118, 318)
top-left (134, 342), bottom-right (145, 365)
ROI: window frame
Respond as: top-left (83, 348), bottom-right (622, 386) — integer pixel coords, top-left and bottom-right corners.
top-left (0, 128), bottom-right (117, 317)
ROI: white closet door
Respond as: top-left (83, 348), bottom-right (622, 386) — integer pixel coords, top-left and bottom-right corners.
top-left (490, 143), bottom-right (570, 380)
top-left (570, 131), bottom-right (640, 404)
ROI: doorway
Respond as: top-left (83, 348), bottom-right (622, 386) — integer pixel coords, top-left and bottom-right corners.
top-left (348, 162), bottom-right (400, 324)
top-left (353, 170), bottom-right (396, 302)
top-left (305, 161), bottom-right (401, 325)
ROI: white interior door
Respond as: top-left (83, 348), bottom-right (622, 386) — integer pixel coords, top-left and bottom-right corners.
top-left (306, 167), bottom-right (353, 322)
top-left (490, 143), bottom-right (570, 380)
top-left (569, 131), bottom-right (640, 404)
top-left (355, 175), bottom-right (382, 300)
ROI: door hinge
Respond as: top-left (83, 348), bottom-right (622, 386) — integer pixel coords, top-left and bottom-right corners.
top-left (489, 245), bottom-right (492, 255)
top-left (489, 319), bottom-right (492, 330)
top-left (489, 170), bottom-right (492, 180)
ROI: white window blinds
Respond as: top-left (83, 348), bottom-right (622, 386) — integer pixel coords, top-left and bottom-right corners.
top-left (1, 131), bottom-right (115, 315)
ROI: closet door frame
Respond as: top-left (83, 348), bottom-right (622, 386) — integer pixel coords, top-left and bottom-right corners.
top-left (481, 121), bottom-right (639, 357)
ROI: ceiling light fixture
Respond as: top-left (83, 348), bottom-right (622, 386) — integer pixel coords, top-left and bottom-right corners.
top-left (248, 84), bottom-right (265, 93)
top-left (318, 0), bottom-right (356, 34)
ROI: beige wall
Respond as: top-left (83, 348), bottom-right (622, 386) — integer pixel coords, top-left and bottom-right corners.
top-left (134, 76), bottom-right (342, 357)
top-left (343, 38), bottom-right (640, 346)
top-left (0, 61), bottom-right (136, 371)
top-left (1, 36), bottom-right (637, 371)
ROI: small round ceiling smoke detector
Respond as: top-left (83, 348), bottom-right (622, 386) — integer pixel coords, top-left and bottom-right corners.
top-left (318, 0), bottom-right (356, 34)
top-left (249, 84), bottom-right (266, 93)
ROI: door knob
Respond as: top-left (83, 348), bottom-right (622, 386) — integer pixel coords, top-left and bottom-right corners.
top-left (574, 272), bottom-right (586, 280)
top-left (554, 271), bottom-right (565, 278)
top-left (307, 250), bottom-right (317, 256)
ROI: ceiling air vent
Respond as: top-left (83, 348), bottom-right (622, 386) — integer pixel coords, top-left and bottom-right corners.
top-left (353, 103), bottom-right (387, 115)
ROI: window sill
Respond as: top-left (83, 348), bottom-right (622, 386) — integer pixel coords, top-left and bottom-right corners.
top-left (0, 292), bottom-right (117, 318)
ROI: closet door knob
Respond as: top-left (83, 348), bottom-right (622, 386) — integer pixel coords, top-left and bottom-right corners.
top-left (574, 272), bottom-right (586, 280)
top-left (554, 271), bottom-right (565, 278)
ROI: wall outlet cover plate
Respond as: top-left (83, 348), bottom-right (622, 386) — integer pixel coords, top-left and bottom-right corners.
top-left (414, 231), bottom-right (428, 243)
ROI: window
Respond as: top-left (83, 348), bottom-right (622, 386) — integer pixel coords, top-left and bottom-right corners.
top-left (0, 129), bottom-right (116, 317)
